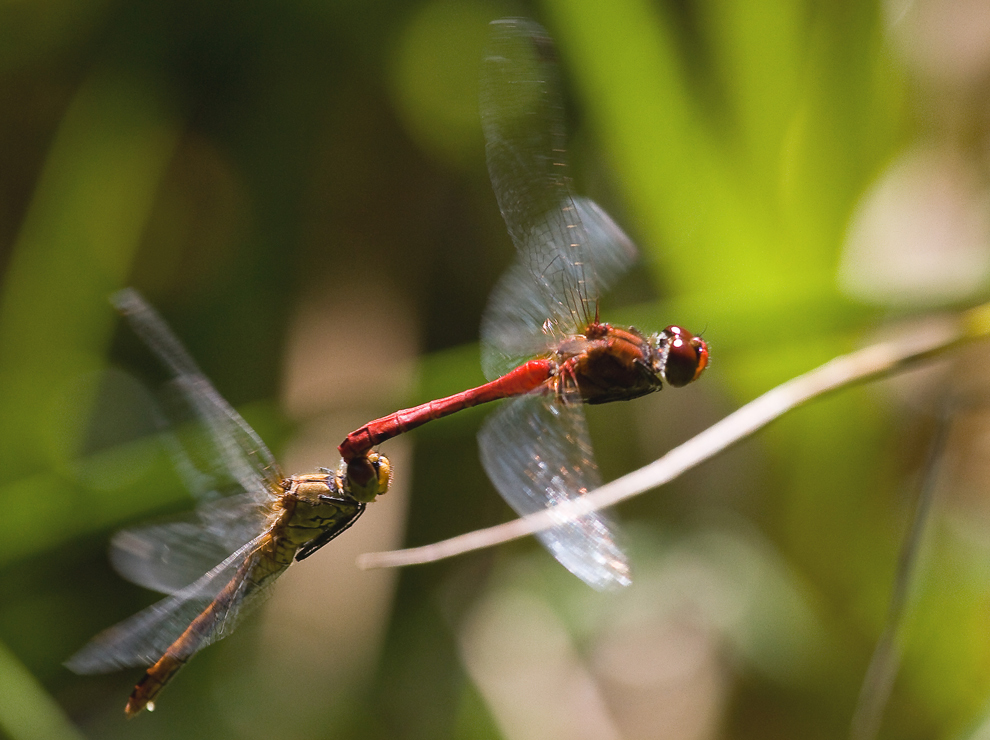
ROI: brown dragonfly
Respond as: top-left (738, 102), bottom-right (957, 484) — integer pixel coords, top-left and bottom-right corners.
top-left (66, 289), bottom-right (391, 716)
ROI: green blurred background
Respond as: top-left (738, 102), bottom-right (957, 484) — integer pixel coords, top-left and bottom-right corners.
top-left (3, 0), bottom-right (990, 738)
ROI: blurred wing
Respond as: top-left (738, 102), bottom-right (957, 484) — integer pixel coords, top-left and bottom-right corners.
top-left (113, 289), bottom-right (284, 502)
top-left (480, 196), bottom-right (638, 380)
top-left (109, 494), bottom-right (268, 595)
top-left (480, 19), bottom-right (638, 377)
top-left (480, 261), bottom-right (560, 381)
top-left (572, 197), bottom-right (639, 293)
top-left (477, 392), bottom-right (631, 589)
top-left (66, 534), bottom-right (277, 673)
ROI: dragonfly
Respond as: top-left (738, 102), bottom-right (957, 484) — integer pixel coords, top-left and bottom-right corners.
top-left (66, 289), bottom-right (391, 717)
top-left (339, 18), bottom-right (708, 589)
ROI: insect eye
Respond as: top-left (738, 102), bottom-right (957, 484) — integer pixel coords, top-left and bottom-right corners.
top-left (345, 452), bottom-right (392, 502)
top-left (371, 453), bottom-right (392, 496)
top-left (661, 326), bottom-right (709, 387)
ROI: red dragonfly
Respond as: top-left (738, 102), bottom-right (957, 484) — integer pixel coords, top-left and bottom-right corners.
top-left (340, 19), bottom-right (708, 589)
top-left (67, 290), bottom-right (390, 716)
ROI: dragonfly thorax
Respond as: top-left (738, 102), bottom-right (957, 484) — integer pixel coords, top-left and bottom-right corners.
top-left (276, 473), bottom-right (369, 562)
top-left (552, 325), bottom-right (664, 405)
top-left (286, 473), bottom-right (340, 504)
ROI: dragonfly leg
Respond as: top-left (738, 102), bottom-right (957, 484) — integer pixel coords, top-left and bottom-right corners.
top-left (555, 357), bottom-right (583, 403)
top-left (294, 503), bottom-right (366, 561)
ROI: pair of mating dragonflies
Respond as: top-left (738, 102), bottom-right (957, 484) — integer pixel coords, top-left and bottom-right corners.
top-left (67, 18), bottom-right (709, 716)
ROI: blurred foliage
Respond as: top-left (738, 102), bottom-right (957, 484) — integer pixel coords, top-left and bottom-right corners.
top-left (1, 0), bottom-right (990, 739)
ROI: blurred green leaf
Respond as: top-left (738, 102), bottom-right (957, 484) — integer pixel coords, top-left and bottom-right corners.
top-left (0, 640), bottom-right (84, 740)
top-left (0, 70), bottom-right (178, 480)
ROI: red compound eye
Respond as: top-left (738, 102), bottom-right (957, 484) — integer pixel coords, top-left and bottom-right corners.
top-left (661, 326), bottom-right (709, 387)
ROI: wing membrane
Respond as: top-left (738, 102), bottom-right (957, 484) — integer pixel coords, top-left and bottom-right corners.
top-left (109, 494), bottom-right (269, 595)
top-left (480, 196), bottom-right (638, 380)
top-left (479, 20), bottom-right (637, 378)
top-left (113, 289), bottom-right (283, 501)
top-left (66, 535), bottom-right (276, 673)
top-left (478, 392), bottom-right (631, 589)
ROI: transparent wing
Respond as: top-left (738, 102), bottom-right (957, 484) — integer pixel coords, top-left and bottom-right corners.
top-left (479, 19), bottom-right (638, 378)
top-left (477, 392), bottom-right (631, 589)
top-left (66, 534), bottom-right (279, 673)
top-left (480, 197), bottom-right (637, 380)
top-left (109, 494), bottom-right (269, 595)
top-left (480, 261), bottom-right (561, 381)
top-left (113, 289), bottom-right (284, 502)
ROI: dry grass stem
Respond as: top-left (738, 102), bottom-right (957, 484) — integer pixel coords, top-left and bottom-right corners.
top-left (357, 305), bottom-right (990, 572)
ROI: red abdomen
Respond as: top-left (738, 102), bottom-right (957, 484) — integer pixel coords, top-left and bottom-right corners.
top-left (339, 359), bottom-right (554, 460)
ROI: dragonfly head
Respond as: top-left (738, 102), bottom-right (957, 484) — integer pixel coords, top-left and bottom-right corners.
top-left (652, 326), bottom-right (709, 388)
top-left (344, 451), bottom-right (392, 503)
